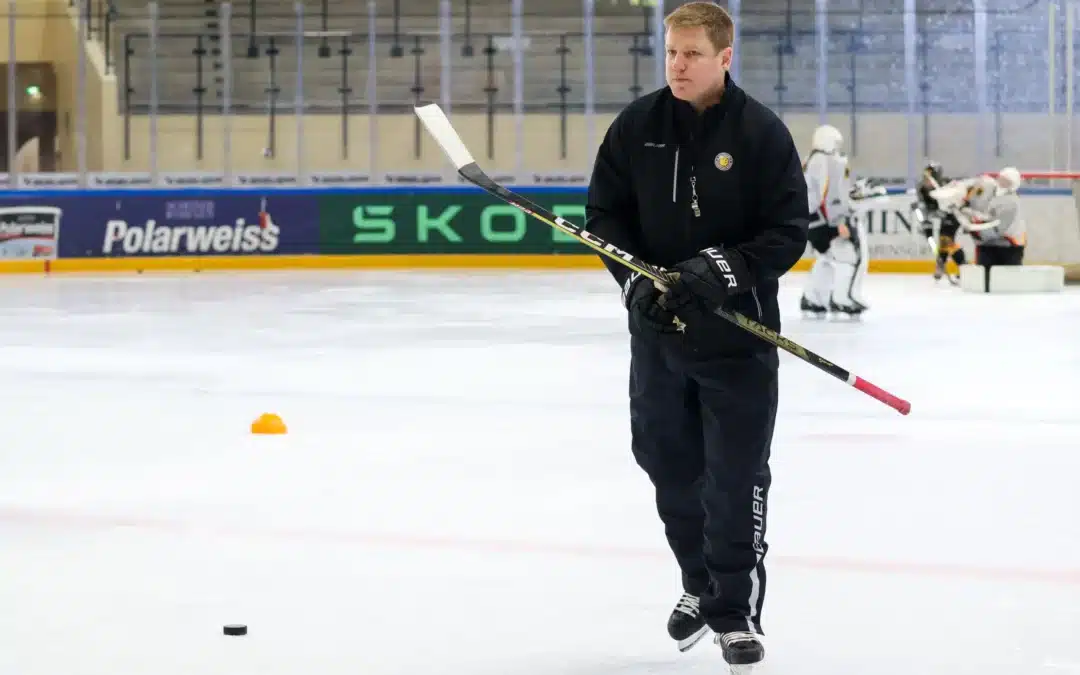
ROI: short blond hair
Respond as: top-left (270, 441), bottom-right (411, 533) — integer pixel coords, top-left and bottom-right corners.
top-left (664, 2), bottom-right (734, 53)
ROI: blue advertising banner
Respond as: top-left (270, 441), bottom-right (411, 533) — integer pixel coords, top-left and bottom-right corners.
top-left (0, 192), bottom-right (320, 259)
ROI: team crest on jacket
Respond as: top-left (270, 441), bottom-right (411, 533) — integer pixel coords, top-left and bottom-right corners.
top-left (714, 152), bottom-right (733, 171)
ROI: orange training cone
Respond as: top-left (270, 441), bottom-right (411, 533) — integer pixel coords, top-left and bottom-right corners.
top-left (251, 413), bottom-right (287, 435)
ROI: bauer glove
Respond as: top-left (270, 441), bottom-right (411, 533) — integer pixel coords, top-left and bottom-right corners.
top-left (663, 247), bottom-right (751, 310)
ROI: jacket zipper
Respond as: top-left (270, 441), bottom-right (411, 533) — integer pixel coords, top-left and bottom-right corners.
top-left (689, 173), bottom-right (700, 217)
top-left (671, 146), bottom-right (679, 203)
top-left (678, 122), bottom-right (758, 320)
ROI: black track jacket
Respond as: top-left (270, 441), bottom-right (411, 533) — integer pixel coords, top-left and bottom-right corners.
top-left (585, 74), bottom-right (810, 356)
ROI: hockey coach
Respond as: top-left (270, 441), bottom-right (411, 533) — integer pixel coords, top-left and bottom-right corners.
top-left (584, 1), bottom-right (809, 668)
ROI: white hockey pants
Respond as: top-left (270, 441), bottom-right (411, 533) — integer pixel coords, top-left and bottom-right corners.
top-left (803, 220), bottom-right (869, 307)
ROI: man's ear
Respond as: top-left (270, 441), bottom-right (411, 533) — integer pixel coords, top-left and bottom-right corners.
top-left (719, 46), bottom-right (733, 69)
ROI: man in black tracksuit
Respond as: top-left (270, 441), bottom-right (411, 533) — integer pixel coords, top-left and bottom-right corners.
top-left (584, 2), bottom-right (809, 669)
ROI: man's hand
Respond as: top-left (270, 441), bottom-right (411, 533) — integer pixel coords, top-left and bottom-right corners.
top-left (623, 272), bottom-right (684, 335)
top-left (661, 247), bottom-right (752, 310)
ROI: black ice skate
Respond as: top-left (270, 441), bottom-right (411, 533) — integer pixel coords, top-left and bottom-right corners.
top-left (829, 299), bottom-right (865, 318)
top-left (715, 631), bottom-right (765, 672)
top-left (667, 593), bottom-right (709, 652)
top-left (934, 259), bottom-right (960, 285)
top-left (799, 295), bottom-right (827, 317)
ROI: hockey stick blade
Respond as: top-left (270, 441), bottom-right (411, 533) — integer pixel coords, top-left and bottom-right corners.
top-left (414, 103), bottom-right (477, 171)
top-left (415, 104), bottom-right (670, 282)
top-left (413, 103), bottom-right (911, 416)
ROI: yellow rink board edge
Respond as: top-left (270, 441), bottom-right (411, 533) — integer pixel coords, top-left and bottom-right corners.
top-left (0, 256), bottom-right (949, 275)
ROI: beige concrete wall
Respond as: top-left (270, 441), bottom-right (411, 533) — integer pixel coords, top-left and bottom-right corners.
top-left (785, 113), bottom-right (1068, 178)
top-left (3, 0), bottom-right (119, 171)
top-left (1, 0), bottom-right (54, 63)
top-left (115, 113), bottom-right (620, 175)
top-left (112, 111), bottom-right (1068, 178)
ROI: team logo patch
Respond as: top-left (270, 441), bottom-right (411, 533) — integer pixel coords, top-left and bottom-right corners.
top-left (714, 152), bottom-right (733, 171)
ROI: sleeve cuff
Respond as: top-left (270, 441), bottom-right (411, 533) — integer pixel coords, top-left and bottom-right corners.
top-left (620, 271), bottom-right (641, 309)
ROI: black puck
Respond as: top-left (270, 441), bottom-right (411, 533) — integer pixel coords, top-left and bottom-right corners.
top-left (223, 624), bottom-right (247, 636)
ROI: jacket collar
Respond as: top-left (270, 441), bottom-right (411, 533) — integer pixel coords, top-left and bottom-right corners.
top-left (667, 72), bottom-right (740, 143)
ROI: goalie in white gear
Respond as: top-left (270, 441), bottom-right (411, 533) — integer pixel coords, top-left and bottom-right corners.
top-left (798, 125), bottom-right (883, 317)
top-left (952, 167), bottom-right (1026, 267)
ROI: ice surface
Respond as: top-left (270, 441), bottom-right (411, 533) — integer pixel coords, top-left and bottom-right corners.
top-left (0, 270), bottom-right (1076, 675)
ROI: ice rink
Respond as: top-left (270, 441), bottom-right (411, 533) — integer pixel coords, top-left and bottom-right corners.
top-left (0, 269), bottom-right (1077, 675)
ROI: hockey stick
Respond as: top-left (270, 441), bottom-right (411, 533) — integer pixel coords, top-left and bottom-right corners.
top-left (413, 103), bottom-right (911, 416)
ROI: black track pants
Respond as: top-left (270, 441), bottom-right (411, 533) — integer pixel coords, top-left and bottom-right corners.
top-left (629, 335), bottom-right (778, 635)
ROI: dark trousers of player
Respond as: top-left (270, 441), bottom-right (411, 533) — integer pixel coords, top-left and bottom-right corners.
top-left (973, 244), bottom-right (1025, 291)
top-left (976, 244), bottom-right (1024, 267)
top-left (628, 335), bottom-right (777, 636)
top-left (937, 217), bottom-right (967, 266)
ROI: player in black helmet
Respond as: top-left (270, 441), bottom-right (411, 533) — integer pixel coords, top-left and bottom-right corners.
top-left (912, 161), bottom-right (967, 284)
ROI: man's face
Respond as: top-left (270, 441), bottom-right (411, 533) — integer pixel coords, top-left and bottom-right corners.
top-left (665, 25), bottom-right (731, 103)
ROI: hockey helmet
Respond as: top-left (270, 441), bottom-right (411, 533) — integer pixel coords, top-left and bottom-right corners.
top-left (996, 166), bottom-right (1022, 191)
top-left (923, 161), bottom-right (943, 183)
top-left (810, 125), bottom-right (843, 154)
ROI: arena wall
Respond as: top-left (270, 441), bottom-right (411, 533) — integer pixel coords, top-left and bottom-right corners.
top-left (109, 113), bottom-right (1078, 180)
top-left (2, 1), bottom-right (1076, 281)
top-left (1, 0), bottom-right (118, 172)
top-left (0, 185), bottom-right (1074, 282)
top-left (7, 0), bottom-right (1073, 178)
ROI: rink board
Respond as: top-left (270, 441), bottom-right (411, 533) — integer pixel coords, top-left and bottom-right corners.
top-left (0, 255), bottom-right (938, 274)
top-left (0, 184), bottom-right (1071, 276)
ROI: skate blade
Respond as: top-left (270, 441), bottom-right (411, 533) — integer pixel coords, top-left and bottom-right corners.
top-left (728, 665), bottom-right (761, 675)
top-left (676, 625), bottom-right (711, 652)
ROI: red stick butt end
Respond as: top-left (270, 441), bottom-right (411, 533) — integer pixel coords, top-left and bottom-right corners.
top-left (852, 376), bottom-right (911, 415)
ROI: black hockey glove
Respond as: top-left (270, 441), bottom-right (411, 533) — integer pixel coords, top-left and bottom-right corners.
top-left (663, 247), bottom-right (751, 311)
top-left (623, 272), bottom-right (683, 335)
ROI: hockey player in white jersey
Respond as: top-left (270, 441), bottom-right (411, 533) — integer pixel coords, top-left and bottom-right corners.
top-left (798, 125), bottom-right (884, 317)
top-left (930, 166), bottom-right (1026, 268)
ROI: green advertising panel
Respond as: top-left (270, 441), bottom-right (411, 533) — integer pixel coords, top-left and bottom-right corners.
top-left (319, 188), bottom-right (594, 254)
